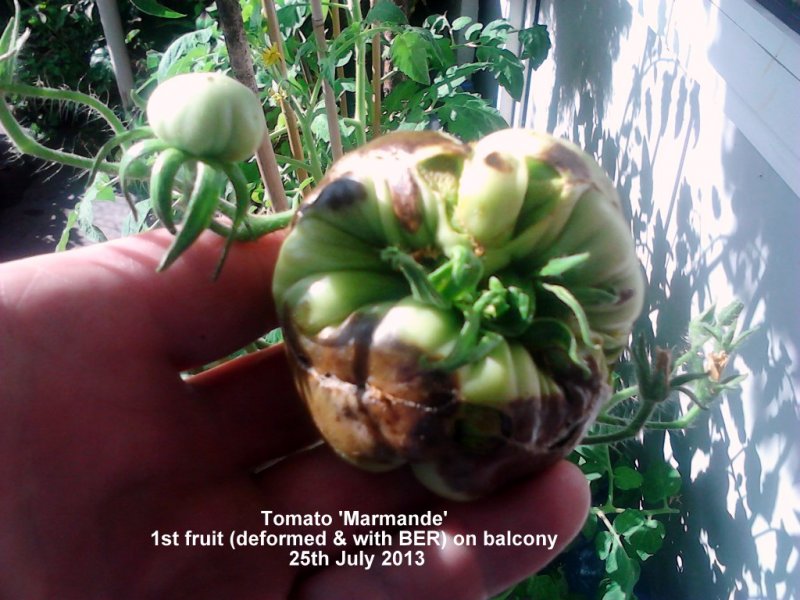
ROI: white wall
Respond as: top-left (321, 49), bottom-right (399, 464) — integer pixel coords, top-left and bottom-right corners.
top-left (498, 1), bottom-right (800, 597)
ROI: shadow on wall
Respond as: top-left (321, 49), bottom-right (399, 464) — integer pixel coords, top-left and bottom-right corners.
top-left (539, 0), bottom-right (799, 597)
top-left (545, 0), bottom-right (632, 144)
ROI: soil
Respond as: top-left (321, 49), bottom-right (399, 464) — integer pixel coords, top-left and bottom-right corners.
top-left (0, 135), bottom-right (129, 263)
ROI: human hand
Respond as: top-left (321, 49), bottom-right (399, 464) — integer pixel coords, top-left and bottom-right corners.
top-left (0, 230), bottom-right (589, 599)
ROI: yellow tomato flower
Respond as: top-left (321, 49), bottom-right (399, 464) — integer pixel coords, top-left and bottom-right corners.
top-left (261, 46), bottom-right (282, 68)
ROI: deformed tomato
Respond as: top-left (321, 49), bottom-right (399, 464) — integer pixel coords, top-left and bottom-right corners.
top-left (272, 130), bottom-right (644, 500)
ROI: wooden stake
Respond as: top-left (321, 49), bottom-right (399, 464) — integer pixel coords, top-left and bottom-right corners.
top-left (216, 0), bottom-right (288, 211)
top-left (370, 0), bottom-right (381, 137)
top-left (331, 6), bottom-right (349, 120)
top-left (261, 0), bottom-right (308, 187)
top-left (310, 0), bottom-right (344, 160)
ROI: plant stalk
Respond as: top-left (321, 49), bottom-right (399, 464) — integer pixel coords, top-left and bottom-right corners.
top-left (0, 98), bottom-right (117, 173)
top-left (330, 5), bottom-right (349, 119)
top-left (582, 394), bottom-right (661, 444)
top-left (261, 0), bottom-right (308, 186)
top-left (370, 0), bottom-right (381, 137)
top-left (310, 0), bottom-right (344, 160)
top-left (0, 82), bottom-right (127, 134)
top-left (95, 0), bottom-right (135, 110)
top-left (240, 209), bottom-right (294, 239)
top-left (348, 0), bottom-right (368, 147)
top-left (599, 384), bottom-right (639, 416)
top-left (216, 0), bottom-right (288, 211)
top-left (293, 94), bottom-right (325, 182)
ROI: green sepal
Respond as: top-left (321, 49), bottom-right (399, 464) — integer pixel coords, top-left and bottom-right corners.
top-left (88, 127), bottom-right (154, 188)
top-left (478, 276), bottom-right (535, 337)
top-left (149, 147), bottom-right (188, 233)
top-left (211, 161), bottom-right (252, 278)
top-left (521, 317), bottom-right (591, 375)
top-left (669, 371), bottom-right (710, 388)
top-left (119, 138), bottom-right (170, 216)
top-left (541, 282), bottom-right (598, 349)
top-left (538, 252), bottom-right (590, 278)
top-left (423, 307), bottom-right (503, 372)
top-left (429, 330), bottom-right (504, 373)
top-left (428, 245), bottom-right (483, 303)
top-left (571, 286), bottom-right (620, 306)
top-left (129, 87), bottom-right (149, 111)
top-left (381, 246), bottom-right (449, 309)
top-left (158, 161), bottom-right (222, 271)
top-left (717, 299), bottom-right (744, 327)
top-left (631, 336), bottom-right (671, 403)
top-left (0, 7), bottom-right (23, 85)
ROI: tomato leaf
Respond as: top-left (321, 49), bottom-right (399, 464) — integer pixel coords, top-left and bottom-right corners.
top-left (275, 0), bottom-right (311, 37)
top-left (76, 195), bottom-right (108, 244)
top-left (423, 14), bottom-right (450, 34)
top-left (605, 542), bottom-right (640, 593)
top-left (366, 0), bottom-right (408, 25)
top-left (131, 0), bottom-right (185, 19)
top-left (83, 172), bottom-right (116, 203)
top-left (476, 46), bottom-right (524, 101)
top-left (432, 63), bottom-right (489, 100)
top-left (430, 36), bottom-right (456, 70)
top-left (384, 78), bottom-right (425, 112)
top-left (598, 579), bottom-right (628, 600)
top-left (121, 200), bottom-right (152, 236)
top-left (595, 531), bottom-right (613, 560)
top-left (451, 16), bottom-right (473, 31)
top-left (627, 520), bottom-right (665, 560)
top-left (717, 299), bottom-right (744, 327)
top-left (518, 24), bottom-right (552, 69)
top-left (480, 19), bottom-right (513, 45)
top-left (464, 22), bottom-right (483, 42)
top-left (0, 18), bottom-right (18, 84)
top-left (391, 30), bottom-right (430, 84)
top-left (613, 466), bottom-right (644, 490)
top-left (56, 207), bottom-right (79, 252)
top-left (435, 93), bottom-right (507, 141)
top-left (642, 460), bottom-right (682, 503)
top-left (157, 28), bottom-right (216, 81)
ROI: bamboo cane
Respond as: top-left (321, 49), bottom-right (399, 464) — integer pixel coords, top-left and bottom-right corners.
top-left (310, 0), bottom-right (344, 160)
top-left (261, 0), bottom-right (308, 186)
top-left (95, 0), bottom-right (135, 110)
top-left (331, 6), bottom-right (349, 120)
top-left (216, 0), bottom-right (288, 211)
top-left (349, 0), bottom-right (368, 147)
top-left (370, 0), bottom-right (381, 137)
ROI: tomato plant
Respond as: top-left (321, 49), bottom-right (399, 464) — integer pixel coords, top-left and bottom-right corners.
top-left (0, 3), bottom-right (755, 598)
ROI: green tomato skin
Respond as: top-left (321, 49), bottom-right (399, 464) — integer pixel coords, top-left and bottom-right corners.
top-left (146, 72), bottom-right (266, 162)
top-left (454, 149), bottom-right (528, 248)
top-left (273, 129), bottom-right (642, 499)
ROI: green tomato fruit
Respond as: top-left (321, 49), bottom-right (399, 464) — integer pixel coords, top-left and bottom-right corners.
top-left (273, 130), bottom-right (644, 500)
top-left (146, 72), bottom-right (266, 162)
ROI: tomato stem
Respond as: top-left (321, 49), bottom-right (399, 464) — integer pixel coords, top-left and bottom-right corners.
top-left (0, 81), bottom-right (127, 134)
top-left (0, 97), bottom-right (119, 174)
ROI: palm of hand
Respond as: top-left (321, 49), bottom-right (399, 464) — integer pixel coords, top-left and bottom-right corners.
top-left (0, 231), bottom-right (588, 599)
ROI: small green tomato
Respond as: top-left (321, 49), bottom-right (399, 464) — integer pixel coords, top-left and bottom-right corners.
top-left (146, 72), bottom-right (266, 162)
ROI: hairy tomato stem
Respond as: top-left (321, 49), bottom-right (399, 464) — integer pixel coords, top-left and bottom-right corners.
top-left (0, 97), bottom-right (119, 174)
top-left (0, 81), bottom-right (127, 134)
